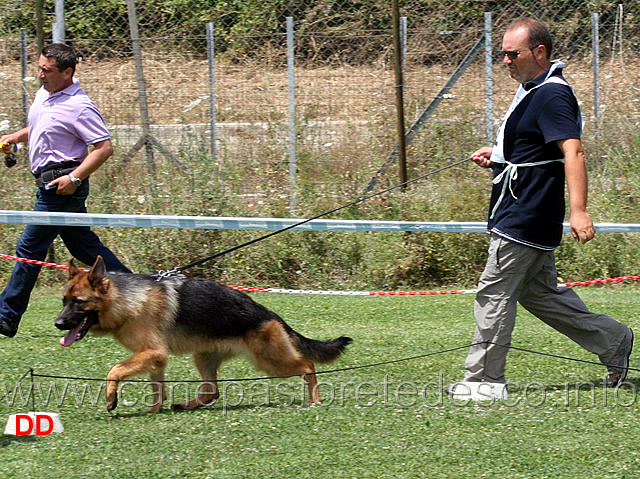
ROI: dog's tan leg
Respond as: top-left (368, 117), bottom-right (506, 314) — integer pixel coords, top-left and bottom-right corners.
top-left (302, 366), bottom-right (320, 404)
top-left (249, 321), bottom-right (322, 404)
top-left (148, 370), bottom-right (165, 413)
top-left (172, 351), bottom-right (224, 410)
top-left (261, 357), bottom-right (320, 404)
top-left (105, 350), bottom-right (168, 412)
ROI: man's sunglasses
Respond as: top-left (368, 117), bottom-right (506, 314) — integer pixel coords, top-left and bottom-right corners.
top-left (501, 45), bottom-right (539, 60)
top-left (501, 50), bottom-right (527, 60)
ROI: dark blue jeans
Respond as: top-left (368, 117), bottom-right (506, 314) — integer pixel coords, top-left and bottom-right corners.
top-left (0, 180), bottom-right (130, 326)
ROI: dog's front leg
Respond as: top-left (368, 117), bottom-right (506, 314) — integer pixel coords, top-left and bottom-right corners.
top-left (105, 373), bottom-right (119, 412)
top-left (148, 370), bottom-right (166, 413)
top-left (105, 350), bottom-right (168, 412)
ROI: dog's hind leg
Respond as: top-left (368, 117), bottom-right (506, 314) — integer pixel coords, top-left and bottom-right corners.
top-left (105, 350), bottom-right (168, 412)
top-left (261, 356), bottom-right (320, 404)
top-left (248, 321), bottom-right (321, 404)
top-left (299, 364), bottom-right (320, 404)
top-left (172, 351), bottom-right (226, 410)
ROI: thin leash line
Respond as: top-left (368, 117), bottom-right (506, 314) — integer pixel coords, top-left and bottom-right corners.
top-left (492, 341), bottom-right (639, 374)
top-left (27, 343), bottom-right (475, 384)
top-left (18, 340), bottom-right (637, 386)
top-left (171, 157), bottom-right (472, 273)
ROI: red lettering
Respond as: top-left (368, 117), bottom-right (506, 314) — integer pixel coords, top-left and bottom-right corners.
top-left (15, 414), bottom-right (33, 435)
top-left (36, 415), bottom-right (54, 435)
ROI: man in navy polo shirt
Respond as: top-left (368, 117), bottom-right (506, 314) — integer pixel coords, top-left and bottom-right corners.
top-left (446, 18), bottom-right (633, 398)
top-left (0, 43), bottom-right (130, 338)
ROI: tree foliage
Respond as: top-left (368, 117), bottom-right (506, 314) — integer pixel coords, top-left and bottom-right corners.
top-left (1, 1), bottom-right (639, 61)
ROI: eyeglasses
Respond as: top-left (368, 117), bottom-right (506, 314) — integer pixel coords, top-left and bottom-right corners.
top-left (501, 49), bottom-right (527, 60)
top-left (501, 45), bottom-right (540, 60)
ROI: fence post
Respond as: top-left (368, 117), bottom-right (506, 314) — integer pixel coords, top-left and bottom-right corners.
top-left (484, 12), bottom-right (493, 144)
top-left (400, 16), bottom-right (407, 64)
top-left (592, 12), bottom-right (600, 143)
top-left (392, 0), bottom-right (407, 189)
top-left (206, 22), bottom-right (217, 161)
top-left (122, 0), bottom-right (184, 172)
top-left (35, 0), bottom-right (44, 52)
top-left (20, 29), bottom-right (29, 129)
top-left (362, 27), bottom-right (485, 196)
top-left (52, 0), bottom-right (65, 43)
top-left (125, 0), bottom-right (155, 171)
top-left (287, 16), bottom-right (297, 215)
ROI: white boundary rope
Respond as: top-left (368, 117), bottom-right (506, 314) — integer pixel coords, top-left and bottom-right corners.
top-left (230, 285), bottom-right (477, 296)
top-left (3, 252), bottom-right (636, 297)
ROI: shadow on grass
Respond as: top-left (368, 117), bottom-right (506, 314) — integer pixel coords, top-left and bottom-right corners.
top-left (0, 434), bottom-right (38, 447)
top-left (102, 401), bottom-right (289, 419)
top-left (541, 376), bottom-right (640, 391)
top-left (503, 377), bottom-right (640, 408)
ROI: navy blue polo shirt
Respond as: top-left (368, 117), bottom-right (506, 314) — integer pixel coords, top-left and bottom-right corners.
top-left (488, 67), bottom-right (582, 250)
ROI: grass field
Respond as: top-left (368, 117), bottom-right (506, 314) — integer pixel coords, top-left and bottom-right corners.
top-left (1, 285), bottom-right (639, 478)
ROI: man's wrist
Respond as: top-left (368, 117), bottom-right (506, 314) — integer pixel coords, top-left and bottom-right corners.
top-left (68, 172), bottom-right (82, 187)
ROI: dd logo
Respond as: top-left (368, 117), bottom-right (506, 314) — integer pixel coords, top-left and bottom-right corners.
top-left (15, 414), bottom-right (55, 436)
top-left (4, 412), bottom-right (63, 435)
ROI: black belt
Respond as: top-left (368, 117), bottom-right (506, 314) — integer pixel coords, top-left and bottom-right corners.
top-left (34, 162), bottom-right (82, 189)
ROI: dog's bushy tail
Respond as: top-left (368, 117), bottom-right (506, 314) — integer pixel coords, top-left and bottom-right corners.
top-left (292, 333), bottom-right (353, 363)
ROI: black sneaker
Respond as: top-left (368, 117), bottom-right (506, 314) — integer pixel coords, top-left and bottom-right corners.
top-left (0, 317), bottom-right (18, 338)
top-left (607, 328), bottom-right (633, 387)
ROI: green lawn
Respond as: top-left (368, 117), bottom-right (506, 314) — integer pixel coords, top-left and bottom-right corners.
top-left (1, 286), bottom-right (639, 478)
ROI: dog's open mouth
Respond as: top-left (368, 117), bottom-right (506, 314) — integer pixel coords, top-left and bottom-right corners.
top-left (59, 314), bottom-right (97, 347)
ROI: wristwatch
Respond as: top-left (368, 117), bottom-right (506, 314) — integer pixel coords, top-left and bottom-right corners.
top-left (68, 172), bottom-right (82, 187)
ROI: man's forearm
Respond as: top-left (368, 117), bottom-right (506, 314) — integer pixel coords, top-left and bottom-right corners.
top-left (71, 140), bottom-right (114, 180)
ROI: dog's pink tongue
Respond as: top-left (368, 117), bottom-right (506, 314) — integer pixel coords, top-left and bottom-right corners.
top-left (60, 324), bottom-right (82, 347)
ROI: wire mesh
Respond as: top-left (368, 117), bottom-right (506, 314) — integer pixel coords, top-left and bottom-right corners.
top-left (0, 1), bottom-right (639, 208)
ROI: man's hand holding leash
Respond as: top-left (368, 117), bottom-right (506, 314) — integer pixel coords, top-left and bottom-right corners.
top-left (471, 146), bottom-right (494, 168)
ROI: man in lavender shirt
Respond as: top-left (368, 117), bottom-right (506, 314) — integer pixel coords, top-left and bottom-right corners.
top-left (0, 43), bottom-right (130, 338)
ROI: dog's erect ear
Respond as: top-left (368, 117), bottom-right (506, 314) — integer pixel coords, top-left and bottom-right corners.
top-left (88, 256), bottom-right (106, 282)
top-left (68, 259), bottom-right (80, 278)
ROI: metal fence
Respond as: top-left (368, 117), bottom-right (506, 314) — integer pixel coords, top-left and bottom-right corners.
top-left (1, 1), bottom-right (639, 213)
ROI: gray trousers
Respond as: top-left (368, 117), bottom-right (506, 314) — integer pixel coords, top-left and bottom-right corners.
top-left (464, 234), bottom-right (628, 383)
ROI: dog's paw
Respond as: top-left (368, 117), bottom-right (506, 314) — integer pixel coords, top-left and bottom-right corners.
top-left (106, 397), bottom-right (118, 411)
top-left (171, 400), bottom-right (202, 410)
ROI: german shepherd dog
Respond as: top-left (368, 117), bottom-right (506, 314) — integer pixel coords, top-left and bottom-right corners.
top-left (54, 256), bottom-right (352, 413)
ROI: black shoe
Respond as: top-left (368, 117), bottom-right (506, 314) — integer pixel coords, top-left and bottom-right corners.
top-left (0, 317), bottom-right (18, 338)
top-left (607, 328), bottom-right (634, 387)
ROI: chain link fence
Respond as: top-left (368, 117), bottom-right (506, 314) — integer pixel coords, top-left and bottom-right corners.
top-left (0, 1), bottom-right (639, 212)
